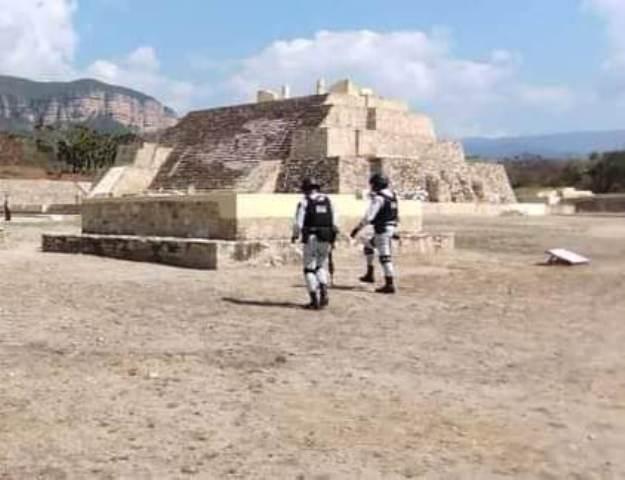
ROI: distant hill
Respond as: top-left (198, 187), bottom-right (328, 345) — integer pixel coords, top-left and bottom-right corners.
top-left (0, 75), bottom-right (177, 134)
top-left (463, 130), bottom-right (625, 159)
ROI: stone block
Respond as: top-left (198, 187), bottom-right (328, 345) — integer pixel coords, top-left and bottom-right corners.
top-left (0, 179), bottom-right (90, 206)
top-left (41, 231), bottom-right (453, 270)
top-left (82, 194), bottom-right (237, 239)
top-left (42, 233), bottom-right (218, 269)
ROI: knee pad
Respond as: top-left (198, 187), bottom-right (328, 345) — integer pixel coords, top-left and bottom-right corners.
top-left (379, 255), bottom-right (392, 264)
top-left (304, 268), bottom-right (317, 274)
top-left (364, 246), bottom-right (375, 256)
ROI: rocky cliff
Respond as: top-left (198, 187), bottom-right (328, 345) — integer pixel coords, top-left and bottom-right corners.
top-left (0, 75), bottom-right (177, 133)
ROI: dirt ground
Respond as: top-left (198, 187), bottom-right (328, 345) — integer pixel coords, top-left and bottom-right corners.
top-left (1, 214), bottom-right (624, 479)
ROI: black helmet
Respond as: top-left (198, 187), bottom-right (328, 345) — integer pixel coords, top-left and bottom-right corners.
top-left (369, 173), bottom-right (389, 191)
top-left (301, 177), bottom-right (321, 193)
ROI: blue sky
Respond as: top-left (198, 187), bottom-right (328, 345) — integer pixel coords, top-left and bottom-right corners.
top-left (1, 0), bottom-right (625, 137)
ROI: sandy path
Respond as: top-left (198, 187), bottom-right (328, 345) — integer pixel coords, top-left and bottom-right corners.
top-left (1, 215), bottom-right (624, 479)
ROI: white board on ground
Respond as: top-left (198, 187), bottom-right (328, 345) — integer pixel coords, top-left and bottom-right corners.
top-left (545, 248), bottom-right (590, 265)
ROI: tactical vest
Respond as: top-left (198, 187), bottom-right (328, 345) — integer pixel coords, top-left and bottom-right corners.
top-left (302, 195), bottom-right (335, 243)
top-left (372, 191), bottom-right (399, 234)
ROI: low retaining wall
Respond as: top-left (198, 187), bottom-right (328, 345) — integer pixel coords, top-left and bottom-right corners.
top-left (0, 179), bottom-right (90, 205)
top-left (43, 234), bottom-right (219, 269)
top-left (423, 202), bottom-right (547, 217)
top-left (41, 232), bottom-right (453, 270)
top-left (8, 203), bottom-right (82, 215)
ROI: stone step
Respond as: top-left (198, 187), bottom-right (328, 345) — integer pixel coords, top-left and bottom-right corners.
top-left (41, 231), bottom-right (453, 270)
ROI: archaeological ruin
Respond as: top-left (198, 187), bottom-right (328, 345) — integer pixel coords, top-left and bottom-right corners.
top-left (89, 78), bottom-right (516, 202)
top-left (43, 79), bottom-right (522, 268)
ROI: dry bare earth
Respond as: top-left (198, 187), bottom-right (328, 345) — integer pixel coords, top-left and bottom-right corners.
top-left (1, 214), bottom-right (624, 479)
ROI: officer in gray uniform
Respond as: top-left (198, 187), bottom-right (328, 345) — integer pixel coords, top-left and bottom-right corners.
top-left (292, 178), bottom-right (339, 310)
top-left (350, 173), bottom-right (399, 294)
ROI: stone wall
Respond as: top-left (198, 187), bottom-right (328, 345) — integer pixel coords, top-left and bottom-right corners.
top-left (89, 143), bottom-right (172, 198)
top-left (42, 233), bottom-right (219, 269)
top-left (234, 160), bottom-right (282, 192)
top-left (375, 142), bottom-right (516, 203)
top-left (275, 156), bottom-right (340, 193)
top-left (372, 109), bottom-right (436, 139)
top-left (0, 179), bottom-right (91, 206)
top-left (42, 231), bottom-right (452, 270)
top-left (358, 131), bottom-right (434, 158)
top-left (337, 156), bottom-right (370, 194)
top-left (82, 195), bottom-right (237, 240)
top-left (376, 141), bottom-right (472, 201)
top-left (469, 163), bottom-right (517, 203)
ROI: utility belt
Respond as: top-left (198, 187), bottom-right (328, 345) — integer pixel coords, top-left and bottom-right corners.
top-left (373, 221), bottom-right (398, 235)
top-left (302, 226), bottom-right (337, 244)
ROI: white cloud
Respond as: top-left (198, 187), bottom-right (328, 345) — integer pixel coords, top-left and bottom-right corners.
top-left (0, 1), bottom-right (197, 113)
top-left (225, 29), bottom-right (573, 136)
top-left (230, 30), bottom-right (487, 102)
top-left (585, 0), bottom-right (625, 49)
top-left (0, 0), bottom-right (77, 79)
top-left (86, 47), bottom-right (197, 112)
top-left (126, 46), bottom-right (160, 71)
top-left (585, 0), bottom-right (625, 93)
top-left (517, 85), bottom-right (576, 111)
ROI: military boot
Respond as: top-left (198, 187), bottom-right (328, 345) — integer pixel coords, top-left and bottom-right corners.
top-left (319, 284), bottom-right (329, 308)
top-left (304, 291), bottom-right (321, 310)
top-left (359, 266), bottom-right (375, 284)
top-left (375, 276), bottom-right (396, 294)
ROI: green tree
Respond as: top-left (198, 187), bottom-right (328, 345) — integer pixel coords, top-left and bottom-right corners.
top-left (588, 151), bottom-right (625, 193)
top-left (35, 124), bottom-right (139, 174)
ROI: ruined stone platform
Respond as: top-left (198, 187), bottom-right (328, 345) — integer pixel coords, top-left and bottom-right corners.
top-left (42, 232), bottom-right (454, 270)
top-left (42, 192), bottom-right (451, 269)
top-left (89, 79), bottom-right (516, 203)
top-left (42, 234), bottom-right (290, 269)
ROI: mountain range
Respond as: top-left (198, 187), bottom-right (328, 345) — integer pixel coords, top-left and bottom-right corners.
top-left (2, 74), bottom-right (624, 158)
top-left (0, 75), bottom-right (177, 134)
top-left (463, 130), bottom-right (625, 159)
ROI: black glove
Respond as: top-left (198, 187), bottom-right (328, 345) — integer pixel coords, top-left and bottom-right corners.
top-left (350, 227), bottom-right (360, 239)
top-left (291, 236), bottom-right (298, 244)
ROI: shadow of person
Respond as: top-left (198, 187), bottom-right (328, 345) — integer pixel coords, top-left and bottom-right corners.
top-left (329, 284), bottom-right (368, 292)
top-left (222, 297), bottom-right (303, 309)
top-left (290, 283), bottom-right (367, 292)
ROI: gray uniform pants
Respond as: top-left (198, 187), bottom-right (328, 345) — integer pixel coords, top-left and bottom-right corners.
top-left (303, 235), bottom-right (331, 293)
top-left (364, 226), bottom-right (396, 278)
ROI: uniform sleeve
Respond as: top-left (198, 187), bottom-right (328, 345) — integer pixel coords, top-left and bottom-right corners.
top-left (359, 195), bottom-right (383, 227)
top-left (331, 199), bottom-right (339, 230)
top-left (292, 199), bottom-right (306, 238)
